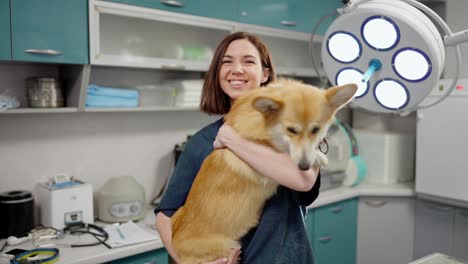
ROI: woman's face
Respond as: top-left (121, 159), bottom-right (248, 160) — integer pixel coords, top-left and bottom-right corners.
top-left (219, 38), bottom-right (269, 101)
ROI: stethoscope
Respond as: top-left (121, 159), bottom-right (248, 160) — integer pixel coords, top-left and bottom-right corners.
top-left (32, 223), bottom-right (110, 249)
top-left (9, 248), bottom-right (60, 264)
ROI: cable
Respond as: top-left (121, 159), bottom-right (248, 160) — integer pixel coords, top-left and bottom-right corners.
top-left (309, 10), bottom-right (341, 88)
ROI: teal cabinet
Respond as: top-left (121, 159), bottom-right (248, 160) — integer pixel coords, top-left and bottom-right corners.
top-left (239, 0), bottom-right (343, 34)
top-left (10, 0), bottom-right (88, 64)
top-left (307, 198), bottom-right (357, 264)
top-left (239, 0), bottom-right (291, 30)
top-left (292, 0), bottom-right (343, 35)
top-left (106, 0), bottom-right (238, 22)
top-left (0, 0), bottom-right (10, 60)
top-left (107, 248), bottom-right (169, 264)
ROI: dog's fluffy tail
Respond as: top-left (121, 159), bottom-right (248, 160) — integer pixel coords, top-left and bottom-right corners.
top-left (174, 234), bottom-right (240, 264)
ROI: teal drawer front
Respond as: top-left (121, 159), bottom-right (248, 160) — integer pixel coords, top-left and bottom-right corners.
top-left (305, 209), bottom-right (315, 246)
top-left (108, 248), bottom-right (169, 264)
top-left (239, 0), bottom-right (290, 30)
top-left (293, 0), bottom-right (343, 34)
top-left (107, 0), bottom-right (238, 22)
top-left (11, 0), bottom-right (88, 64)
top-left (0, 0), bottom-right (10, 61)
top-left (312, 198), bottom-right (357, 264)
top-left (239, 0), bottom-right (343, 33)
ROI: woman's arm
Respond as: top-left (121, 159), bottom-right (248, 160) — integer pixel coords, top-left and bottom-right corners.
top-left (214, 124), bottom-right (320, 192)
top-left (155, 212), bottom-right (181, 263)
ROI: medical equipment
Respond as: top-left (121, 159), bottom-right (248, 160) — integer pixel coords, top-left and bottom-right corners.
top-left (0, 190), bottom-right (34, 239)
top-left (37, 180), bottom-right (94, 230)
top-left (322, 119), bottom-right (367, 189)
top-left (32, 223), bottom-right (110, 249)
top-left (97, 176), bottom-right (146, 223)
top-left (3, 247), bottom-right (59, 264)
top-left (6, 227), bottom-right (61, 246)
top-left (317, 0), bottom-right (468, 113)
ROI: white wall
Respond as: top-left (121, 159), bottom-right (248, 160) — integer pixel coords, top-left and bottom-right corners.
top-left (444, 0), bottom-right (468, 79)
top-left (0, 111), bottom-right (217, 205)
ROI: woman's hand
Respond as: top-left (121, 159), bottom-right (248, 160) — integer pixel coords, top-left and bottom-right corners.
top-left (205, 247), bottom-right (241, 264)
top-left (213, 124), bottom-right (239, 149)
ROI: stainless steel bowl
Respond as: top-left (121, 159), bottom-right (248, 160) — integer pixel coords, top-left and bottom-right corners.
top-left (26, 77), bottom-right (64, 108)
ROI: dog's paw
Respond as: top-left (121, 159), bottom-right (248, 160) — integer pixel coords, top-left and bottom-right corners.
top-left (314, 151), bottom-right (328, 167)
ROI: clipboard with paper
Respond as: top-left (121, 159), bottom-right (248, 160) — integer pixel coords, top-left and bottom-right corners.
top-left (103, 220), bottom-right (160, 248)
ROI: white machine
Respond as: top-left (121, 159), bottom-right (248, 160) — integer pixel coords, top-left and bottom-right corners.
top-left (355, 129), bottom-right (415, 185)
top-left (322, 119), bottom-right (367, 190)
top-left (37, 180), bottom-right (94, 229)
top-left (416, 79), bottom-right (468, 203)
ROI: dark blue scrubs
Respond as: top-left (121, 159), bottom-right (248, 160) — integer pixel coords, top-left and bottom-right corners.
top-left (155, 118), bottom-right (320, 264)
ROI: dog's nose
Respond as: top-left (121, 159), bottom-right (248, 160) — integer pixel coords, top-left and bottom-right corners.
top-left (298, 162), bottom-right (310, 171)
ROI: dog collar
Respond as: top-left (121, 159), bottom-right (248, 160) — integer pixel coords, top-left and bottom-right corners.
top-left (10, 248), bottom-right (59, 264)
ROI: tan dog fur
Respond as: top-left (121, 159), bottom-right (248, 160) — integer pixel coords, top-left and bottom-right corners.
top-left (171, 79), bottom-right (357, 264)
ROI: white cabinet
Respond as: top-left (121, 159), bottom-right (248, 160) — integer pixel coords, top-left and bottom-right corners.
top-left (89, 0), bottom-right (323, 78)
top-left (357, 196), bottom-right (415, 264)
top-left (89, 0), bottom-right (233, 71)
top-left (414, 199), bottom-right (468, 262)
top-left (414, 199), bottom-right (453, 259)
top-left (416, 81), bottom-right (468, 203)
top-left (452, 208), bottom-right (468, 261)
top-left (237, 24), bottom-right (323, 77)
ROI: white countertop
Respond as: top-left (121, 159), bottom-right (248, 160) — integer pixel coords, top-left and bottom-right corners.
top-left (309, 182), bottom-right (415, 209)
top-left (0, 182), bottom-right (414, 264)
top-left (0, 213), bottom-right (164, 264)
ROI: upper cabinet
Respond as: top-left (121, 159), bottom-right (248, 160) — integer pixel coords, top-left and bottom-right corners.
top-left (10, 0), bottom-right (88, 64)
top-left (0, 0), bottom-right (11, 61)
top-left (90, 0), bottom-right (233, 71)
top-left (239, 0), bottom-right (343, 34)
top-left (104, 0), bottom-right (239, 22)
top-left (90, 0), bottom-right (327, 78)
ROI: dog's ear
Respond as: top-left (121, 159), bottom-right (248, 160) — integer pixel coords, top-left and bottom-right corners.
top-left (252, 95), bottom-right (284, 114)
top-left (326, 83), bottom-right (358, 111)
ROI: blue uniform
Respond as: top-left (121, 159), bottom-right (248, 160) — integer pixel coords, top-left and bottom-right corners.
top-left (155, 118), bottom-right (321, 264)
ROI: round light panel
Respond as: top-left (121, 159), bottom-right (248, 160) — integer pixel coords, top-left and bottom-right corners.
top-left (393, 47), bottom-right (432, 82)
top-left (374, 79), bottom-right (409, 110)
top-left (327, 31), bottom-right (361, 63)
top-left (336, 68), bottom-right (368, 98)
top-left (362, 16), bottom-right (400, 51)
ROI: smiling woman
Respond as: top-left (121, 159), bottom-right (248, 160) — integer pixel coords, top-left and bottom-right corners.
top-left (200, 32), bottom-right (276, 115)
top-left (155, 31), bottom-right (323, 264)
top-left (218, 39), bottom-right (269, 101)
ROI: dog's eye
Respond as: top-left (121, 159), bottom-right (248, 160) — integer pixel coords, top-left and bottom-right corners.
top-left (311, 127), bottom-right (320, 134)
top-left (287, 127), bottom-right (298, 134)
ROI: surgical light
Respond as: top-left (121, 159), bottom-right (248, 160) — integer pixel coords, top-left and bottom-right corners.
top-left (320, 0), bottom-right (468, 113)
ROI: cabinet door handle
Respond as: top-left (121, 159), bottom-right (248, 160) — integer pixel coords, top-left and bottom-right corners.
top-left (280, 20), bottom-right (297, 27)
top-left (24, 49), bottom-right (63, 55)
top-left (424, 202), bottom-right (452, 212)
top-left (365, 200), bottom-right (387, 207)
top-left (458, 209), bottom-right (468, 217)
top-left (160, 0), bottom-right (184, 7)
top-left (161, 64), bottom-right (186, 70)
top-left (330, 206), bottom-right (343, 213)
top-left (319, 236), bottom-right (332, 243)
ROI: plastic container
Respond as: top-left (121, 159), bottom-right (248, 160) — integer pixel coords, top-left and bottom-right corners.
top-left (136, 85), bottom-right (175, 107)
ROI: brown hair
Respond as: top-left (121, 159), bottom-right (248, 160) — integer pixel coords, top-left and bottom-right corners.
top-left (200, 32), bottom-right (277, 115)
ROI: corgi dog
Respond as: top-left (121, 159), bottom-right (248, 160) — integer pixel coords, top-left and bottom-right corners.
top-left (171, 78), bottom-right (357, 264)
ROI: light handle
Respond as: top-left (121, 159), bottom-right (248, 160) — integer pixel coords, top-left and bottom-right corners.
top-left (445, 29), bottom-right (468, 46)
top-left (361, 59), bottom-right (382, 83)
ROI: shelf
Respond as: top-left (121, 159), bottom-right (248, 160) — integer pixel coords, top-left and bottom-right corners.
top-left (0, 107), bottom-right (78, 114)
top-left (83, 106), bottom-right (199, 112)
